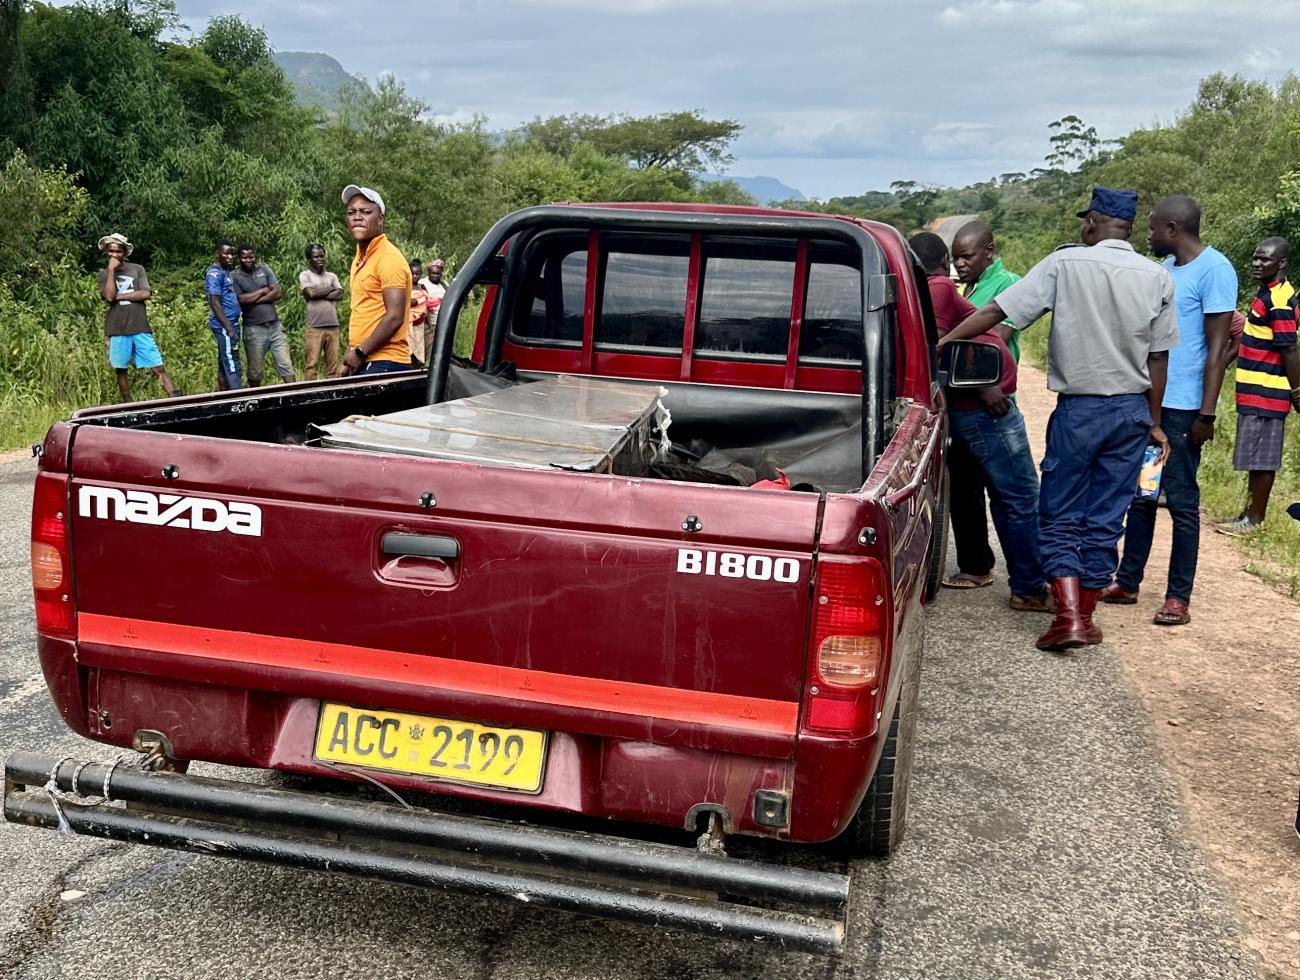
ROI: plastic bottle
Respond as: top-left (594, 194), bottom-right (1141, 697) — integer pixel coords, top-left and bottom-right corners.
top-left (1136, 444), bottom-right (1164, 501)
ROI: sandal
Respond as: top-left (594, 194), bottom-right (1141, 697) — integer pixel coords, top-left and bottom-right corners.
top-left (1152, 599), bottom-right (1190, 626)
top-left (942, 572), bottom-right (993, 590)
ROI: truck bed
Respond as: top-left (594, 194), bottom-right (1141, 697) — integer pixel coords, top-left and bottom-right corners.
top-left (36, 368), bottom-right (902, 843)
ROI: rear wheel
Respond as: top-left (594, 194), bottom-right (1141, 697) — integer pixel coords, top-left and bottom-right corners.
top-left (830, 639), bottom-right (922, 859)
top-left (923, 468), bottom-right (950, 604)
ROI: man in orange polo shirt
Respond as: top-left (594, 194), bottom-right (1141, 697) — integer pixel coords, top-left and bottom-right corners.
top-left (336, 184), bottom-right (412, 375)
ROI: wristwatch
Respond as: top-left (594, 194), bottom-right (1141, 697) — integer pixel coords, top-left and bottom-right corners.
top-left (352, 346), bottom-right (368, 362)
top-left (1196, 413), bottom-right (1216, 424)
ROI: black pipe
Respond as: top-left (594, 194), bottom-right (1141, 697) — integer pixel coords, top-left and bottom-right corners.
top-left (6, 753), bottom-right (847, 912)
top-left (4, 792), bottom-right (843, 955)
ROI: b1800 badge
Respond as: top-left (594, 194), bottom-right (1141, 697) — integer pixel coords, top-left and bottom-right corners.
top-left (676, 548), bottom-right (800, 582)
top-left (78, 485), bottom-right (262, 537)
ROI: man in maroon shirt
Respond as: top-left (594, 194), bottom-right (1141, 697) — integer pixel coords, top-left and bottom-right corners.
top-left (912, 233), bottom-right (1048, 611)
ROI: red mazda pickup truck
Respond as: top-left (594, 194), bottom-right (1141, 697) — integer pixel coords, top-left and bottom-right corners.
top-left (9, 203), bottom-right (972, 954)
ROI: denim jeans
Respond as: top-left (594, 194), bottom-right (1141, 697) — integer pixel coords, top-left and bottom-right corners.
top-left (948, 404), bottom-right (1045, 597)
top-left (244, 320), bottom-right (295, 383)
top-left (360, 359), bottom-right (413, 374)
top-left (1115, 407), bottom-right (1202, 603)
top-left (1039, 394), bottom-right (1151, 588)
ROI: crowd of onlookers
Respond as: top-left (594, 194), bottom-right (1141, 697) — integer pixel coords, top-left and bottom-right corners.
top-left (96, 183), bottom-right (447, 402)
top-left (94, 182), bottom-right (1300, 651)
top-left (924, 186), bottom-right (1298, 651)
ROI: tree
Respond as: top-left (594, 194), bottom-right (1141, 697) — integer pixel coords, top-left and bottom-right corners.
top-left (591, 111), bottom-right (741, 174)
top-left (889, 179), bottom-right (940, 230)
top-left (0, 149), bottom-right (89, 282)
top-left (519, 110), bottom-right (742, 177)
top-left (198, 14), bottom-right (272, 73)
top-left (1044, 114), bottom-right (1107, 171)
top-left (0, 0), bottom-right (34, 146)
top-left (518, 114), bottom-right (607, 159)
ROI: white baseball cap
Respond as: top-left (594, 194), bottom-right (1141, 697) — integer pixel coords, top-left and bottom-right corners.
top-left (342, 184), bottom-right (385, 214)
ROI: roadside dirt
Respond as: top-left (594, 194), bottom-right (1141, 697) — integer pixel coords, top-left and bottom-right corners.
top-left (1014, 364), bottom-right (1300, 980)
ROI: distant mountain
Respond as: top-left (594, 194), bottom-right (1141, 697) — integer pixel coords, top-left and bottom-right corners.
top-left (273, 51), bottom-right (366, 112)
top-left (701, 174), bottom-right (806, 205)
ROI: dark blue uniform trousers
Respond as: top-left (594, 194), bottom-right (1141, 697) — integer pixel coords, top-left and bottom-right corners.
top-left (1039, 394), bottom-right (1152, 589)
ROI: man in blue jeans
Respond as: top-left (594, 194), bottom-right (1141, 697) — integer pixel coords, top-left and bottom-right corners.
top-left (940, 187), bottom-right (1179, 652)
top-left (910, 232), bottom-right (1048, 611)
top-left (1103, 195), bottom-right (1237, 626)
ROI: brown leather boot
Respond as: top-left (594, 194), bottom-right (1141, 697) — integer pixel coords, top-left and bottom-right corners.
top-left (1036, 577), bottom-right (1090, 652)
top-left (1079, 587), bottom-right (1103, 645)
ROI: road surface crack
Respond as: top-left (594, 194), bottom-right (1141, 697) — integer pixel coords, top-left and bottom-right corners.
top-left (0, 841), bottom-right (125, 974)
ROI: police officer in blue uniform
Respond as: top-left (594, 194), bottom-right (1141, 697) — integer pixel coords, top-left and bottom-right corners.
top-left (938, 187), bottom-right (1180, 652)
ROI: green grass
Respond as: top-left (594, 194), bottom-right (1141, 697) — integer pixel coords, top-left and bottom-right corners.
top-left (1, 272), bottom-right (488, 452)
top-left (1020, 321), bottom-right (1300, 597)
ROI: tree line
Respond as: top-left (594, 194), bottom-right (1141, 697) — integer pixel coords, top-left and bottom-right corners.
top-left (0, 0), bottom-right (751, 442)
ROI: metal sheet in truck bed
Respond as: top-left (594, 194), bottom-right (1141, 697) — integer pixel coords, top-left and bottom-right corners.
top-left (315, 376), bottom-right (667, 474)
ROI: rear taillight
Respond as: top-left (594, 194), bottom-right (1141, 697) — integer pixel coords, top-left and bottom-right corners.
top-left (31, 472), bottom-right (75, 638)
top-left (804, 558), bottom-right (888, 736)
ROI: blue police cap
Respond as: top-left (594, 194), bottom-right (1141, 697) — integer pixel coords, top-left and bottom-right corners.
top-left (1076, 186), bottom-right (1138, 222)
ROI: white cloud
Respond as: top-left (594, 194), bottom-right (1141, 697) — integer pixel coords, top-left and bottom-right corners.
top-left (171, 0), bottom-right (1300, 199)
top-left (1245, 47), bottom-right (1287, 72)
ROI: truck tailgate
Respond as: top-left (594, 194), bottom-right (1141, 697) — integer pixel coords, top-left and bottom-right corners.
top-left (66, 427), bottom-right (821, 757)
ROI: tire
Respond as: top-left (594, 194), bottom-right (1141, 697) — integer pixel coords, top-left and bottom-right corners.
top-left (830, 638), bottom-right (923, 859)
top-left (923, 467), bottom-right (950, 604)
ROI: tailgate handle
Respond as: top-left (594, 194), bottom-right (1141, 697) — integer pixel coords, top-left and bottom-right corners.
top-left (382, 533), bottom-right (460, 560)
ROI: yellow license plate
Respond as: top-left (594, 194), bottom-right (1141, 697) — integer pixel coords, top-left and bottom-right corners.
top-left (313, 702), bottom-right (548, 793)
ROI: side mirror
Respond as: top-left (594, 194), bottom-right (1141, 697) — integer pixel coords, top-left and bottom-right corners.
top-left (939, 339), bottom-right (1002, 389)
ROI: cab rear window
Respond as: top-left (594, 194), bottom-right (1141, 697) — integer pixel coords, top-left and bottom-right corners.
top-left (695, 244), bottom-right (796, 360)
top-left (510, 233), bottom-right (863, 366)
top-left (597, 247), bottom-right (690, 354)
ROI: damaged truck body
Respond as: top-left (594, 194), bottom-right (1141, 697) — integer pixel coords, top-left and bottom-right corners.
top-left (8, 204), bottom-right (953, 954)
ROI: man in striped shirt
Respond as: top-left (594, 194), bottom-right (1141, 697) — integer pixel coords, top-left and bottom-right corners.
top-left (1217, 237), bottom-right (1300, 535)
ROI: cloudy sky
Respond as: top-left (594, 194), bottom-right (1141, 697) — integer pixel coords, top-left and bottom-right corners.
top-left (173, 0), bottom-right (1300, 199)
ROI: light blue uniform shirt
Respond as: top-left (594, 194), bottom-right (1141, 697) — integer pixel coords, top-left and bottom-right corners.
top-left (1162, 246), bottom-right (1238, 411)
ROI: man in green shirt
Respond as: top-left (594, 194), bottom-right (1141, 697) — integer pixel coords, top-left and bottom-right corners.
top-left (942, 220), bottom-right (1039, 601)
top-left (953, 220), bottom-right (1024, 361)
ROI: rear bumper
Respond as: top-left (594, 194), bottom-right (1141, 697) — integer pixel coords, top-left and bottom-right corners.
top-left (39, 637), bottom-right (884, 843)
top-left (4, 752), bottom-right (848, 954)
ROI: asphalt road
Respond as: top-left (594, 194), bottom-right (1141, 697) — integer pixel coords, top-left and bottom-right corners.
top-left (0, 456), bottom-right (1260, 979)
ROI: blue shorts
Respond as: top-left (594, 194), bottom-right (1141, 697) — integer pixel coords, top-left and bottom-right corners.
top-left (108, 333), bottom-right (163, 370)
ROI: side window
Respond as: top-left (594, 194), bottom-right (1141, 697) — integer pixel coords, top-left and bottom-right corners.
top-left (596, 247), bottom-right (689, 353)
top-left (800, 260), bottom-right (863, 363)
top-left (695, 255), bottom-right (795, 359)
top-left (514, 247), bottom-right (586, 345)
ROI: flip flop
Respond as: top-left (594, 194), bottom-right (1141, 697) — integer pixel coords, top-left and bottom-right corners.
top-left (942, 572), bottom-right (993, 590)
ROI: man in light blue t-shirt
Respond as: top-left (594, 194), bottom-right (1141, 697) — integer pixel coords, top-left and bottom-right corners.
top-left (1104, 195), bottom-right (1237, 626)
